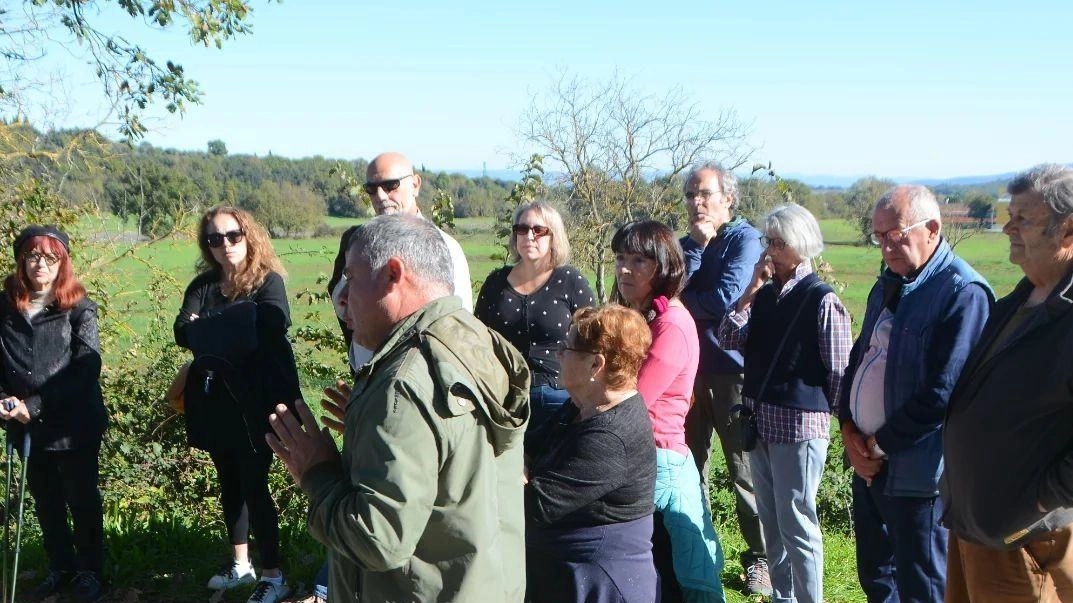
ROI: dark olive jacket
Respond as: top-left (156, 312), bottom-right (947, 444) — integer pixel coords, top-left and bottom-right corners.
top-left (0, 294), bottom-right (107, 451)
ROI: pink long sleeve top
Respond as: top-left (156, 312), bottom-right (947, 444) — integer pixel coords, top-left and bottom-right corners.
top-left (637, 298), bottom-right (699, 456)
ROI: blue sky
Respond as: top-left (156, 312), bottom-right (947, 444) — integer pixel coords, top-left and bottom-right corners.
top-left (25, 0), bottom-right (1073, 180)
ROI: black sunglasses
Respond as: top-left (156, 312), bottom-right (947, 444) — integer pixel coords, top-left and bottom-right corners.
top-left (512, 224), bottom-right (551, 238)
top-left (363, 174), bottom-right (413, 196)
top-left (205, 230), bottom-right (245, 248)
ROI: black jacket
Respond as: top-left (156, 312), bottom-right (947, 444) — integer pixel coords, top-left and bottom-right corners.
top-left (0, 295), bottom-right (107, 451)
top-left (942, 266), bottom-right (1073, 548)
top-left (174, 270), bottom-right (302, 453)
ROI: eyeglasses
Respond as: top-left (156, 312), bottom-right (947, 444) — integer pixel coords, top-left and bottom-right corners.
top-left (760, 236), bottom-right (788, 250)
top-left (556, 341), bottom-right (596, 355)
top-left (205, 230), bottom-right (245, 248)
top-left (24, 252), bottom-right (59, 267)
top-left (684, 189), bottom-right (719, 202)
top-left (512, 224), bottom-right (551, 238)
top-left (362, 174), bottom-right (414, 196)
top-left (870, 219), bottom-right (930, 246)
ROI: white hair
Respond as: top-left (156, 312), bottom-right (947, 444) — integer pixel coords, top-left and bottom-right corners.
top-left (874, 185), bottom-right (941, 223)
top-left (1007, 164), bottom-right (1073, 234)
top-left (764, 204), bottom-right (824, 259)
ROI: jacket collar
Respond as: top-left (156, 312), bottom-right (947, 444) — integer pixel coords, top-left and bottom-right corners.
top-left (360, 295), bottom-right (461, 377)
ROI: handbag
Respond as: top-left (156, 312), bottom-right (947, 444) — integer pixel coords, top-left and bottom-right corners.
top-left (732, 280), bottom-right (824, 452)
top-left (165, 362), bottom-right (191, 413)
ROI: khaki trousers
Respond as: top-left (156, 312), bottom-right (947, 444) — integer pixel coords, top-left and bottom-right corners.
top-left (946, 525), bottom-right (1073, 603)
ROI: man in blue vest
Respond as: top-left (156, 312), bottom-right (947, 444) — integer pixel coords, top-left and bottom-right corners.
top-left (679, 162), bottom-right (769, 596)
top-left (839, 185), bottom-right (992, 602)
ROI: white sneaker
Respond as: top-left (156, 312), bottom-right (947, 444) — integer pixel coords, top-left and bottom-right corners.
top-left (207, 561), bottom-right (257, 590)
top-left (247, 578), bottom-right (291, 603)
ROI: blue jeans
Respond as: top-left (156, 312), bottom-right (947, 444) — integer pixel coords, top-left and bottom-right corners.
top-left (853, 471), bottom-right (947, 603)
top-left (752, 438), bottom-right (828, 603)
top-left (526, 385), bottom-right (570, 443)
top-left (314, 558), bottom-right (329, 599)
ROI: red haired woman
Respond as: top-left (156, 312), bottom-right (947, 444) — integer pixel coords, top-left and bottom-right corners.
top-left (0, 225), bottom-right (108, 602)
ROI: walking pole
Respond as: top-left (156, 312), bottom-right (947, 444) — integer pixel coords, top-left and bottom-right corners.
top-left (1, 397), bottom-right (15, 603)
top-left (1, 436), bottom-right (11, 603)
top-left (9, 432), bottom-right (29, 603)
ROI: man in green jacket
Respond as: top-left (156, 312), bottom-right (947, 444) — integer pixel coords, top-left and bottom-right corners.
top-left (267, 214), bottom-right (530, 602)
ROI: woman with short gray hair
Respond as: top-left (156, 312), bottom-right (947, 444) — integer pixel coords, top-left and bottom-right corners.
top-left (717, 203), bottom-right (851, 603)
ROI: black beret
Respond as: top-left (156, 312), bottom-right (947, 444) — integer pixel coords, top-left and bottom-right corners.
top-left (13, 225), bottom-right (70, 257)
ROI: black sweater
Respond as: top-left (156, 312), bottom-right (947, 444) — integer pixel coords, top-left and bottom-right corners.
top-left (474, 265), bottom-right (595, 388)
top-left (525, 393), bottom-right (656, 529)
top-left (174, 270), bottom-right (302, 453)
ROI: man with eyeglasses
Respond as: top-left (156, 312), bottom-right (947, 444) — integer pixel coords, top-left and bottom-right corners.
top-left (839, 184), bottom-right (992, 603)
top-left (677, 162), bottom-right (770, 596)
top-left (328, 151), bottom-right (472, 371)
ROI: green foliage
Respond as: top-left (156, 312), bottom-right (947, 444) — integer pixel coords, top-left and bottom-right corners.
top-left (430, 189), bottom-right (456, 231)
top-left (966, 192), bottom-right (997, 227)
top-left (105, 157), bottom-right (205, 237)
top-left (242, 180), bottom-right (325, 238)
top-left (0, 0), bottom-right (264, 141)
top-left (207, 139), bottom-right (228, 156)
top-left (844, 176), bottom-right (896, 244)
top-left (492, 154), bottom-right (545, 264)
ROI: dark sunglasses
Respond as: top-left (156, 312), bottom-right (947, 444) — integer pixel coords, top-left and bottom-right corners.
top-left (205, 230), bottom-right (245, 248)
top-left (362, 174), bottom-right (413, 196)
top-left (512, 224), bottom-right (551, 238)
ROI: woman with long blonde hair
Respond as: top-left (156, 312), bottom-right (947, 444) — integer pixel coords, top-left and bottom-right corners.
top-left (174, 207), bottom-right (301, 603)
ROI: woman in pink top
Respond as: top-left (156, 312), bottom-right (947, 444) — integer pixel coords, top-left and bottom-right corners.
top-left (613, 221), bottom-right (726, 603)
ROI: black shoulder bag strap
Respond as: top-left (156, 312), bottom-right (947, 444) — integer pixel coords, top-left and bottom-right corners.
top-left (733, 279), bottom-right (824, 450)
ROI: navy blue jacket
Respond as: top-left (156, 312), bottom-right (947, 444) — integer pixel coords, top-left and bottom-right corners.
top-left (680, 218), bottom-right (763, 374)
top-left (839, 239), bottom-right (992, 497)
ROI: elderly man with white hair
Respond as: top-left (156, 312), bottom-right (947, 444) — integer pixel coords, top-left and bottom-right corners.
top-left (718, 204), bottom-right (852, 603)
top-left (942, 164), bottom-right (1073, 602)
top-left (839, 185), bottom-right (993, 603)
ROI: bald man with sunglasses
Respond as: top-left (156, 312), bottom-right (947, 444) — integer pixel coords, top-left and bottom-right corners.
top-left (328, 152), bottom-right (472, 370)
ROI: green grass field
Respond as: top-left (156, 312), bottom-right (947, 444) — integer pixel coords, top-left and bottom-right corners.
top-left (43, 214), bottom-right (1022, 601)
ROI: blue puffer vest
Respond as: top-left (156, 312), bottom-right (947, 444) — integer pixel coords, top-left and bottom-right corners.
top-left (850, 240), bottom-right (991, 497)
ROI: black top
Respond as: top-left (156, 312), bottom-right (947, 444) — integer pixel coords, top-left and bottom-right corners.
top-left (474, 265), bottom-right (595, 388)
top-left (742, 273), bottom-right (834, 412)
top-left (525, 393), bottom-right (656, 529)
top-left (0, 295), bottom-right (107, 451)
top-left (174, 270), bottom-right (302, 453)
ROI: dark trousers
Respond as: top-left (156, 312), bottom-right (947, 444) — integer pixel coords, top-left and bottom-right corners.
top-left (209, 448), bottom-right (281, 569)
top-left (853, 472), bottom-right (947, 603)
top-left (26, 443), bottom-right (105, 574)
top-left (685, 371), bottom-right (766, 566)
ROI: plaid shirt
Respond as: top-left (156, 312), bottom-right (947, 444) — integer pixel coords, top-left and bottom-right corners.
top-left (718, 262), bottom-right (852, 443)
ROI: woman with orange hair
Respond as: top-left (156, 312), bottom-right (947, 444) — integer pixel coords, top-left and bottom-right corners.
top-left (174, 207), bottom-right (301, 603)
top-left (0, 225), bottom-right (108, 602)
top-left (524, 304), bottom-right (658, 603)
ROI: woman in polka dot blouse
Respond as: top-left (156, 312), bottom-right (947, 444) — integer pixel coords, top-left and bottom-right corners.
top-left (474, 201), bottom-right (595, 446)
